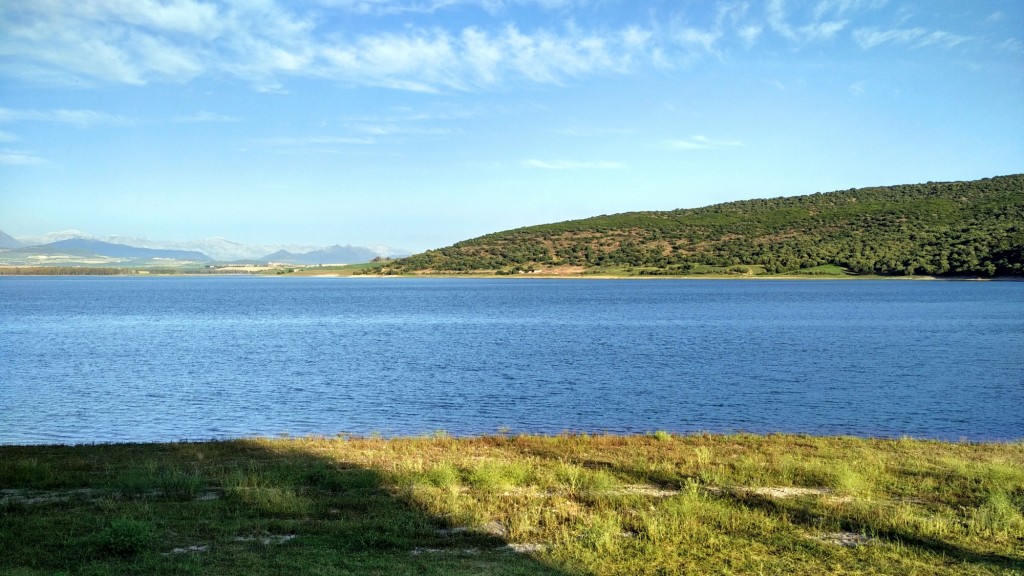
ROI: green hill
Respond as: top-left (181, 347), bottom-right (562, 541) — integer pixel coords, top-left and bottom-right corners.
top-left (375, 175), bottom-right (1024, 277)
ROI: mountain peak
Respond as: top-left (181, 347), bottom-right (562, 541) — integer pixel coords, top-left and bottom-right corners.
top-left (0, 229), bottom-right (23, 249)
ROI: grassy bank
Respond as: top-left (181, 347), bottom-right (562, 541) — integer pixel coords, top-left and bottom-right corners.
top-left (2, 434), bottom-right (1022, 575)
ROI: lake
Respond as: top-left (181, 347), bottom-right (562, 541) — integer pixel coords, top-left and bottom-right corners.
top-left (1, 276), bottom-right (1021, 444)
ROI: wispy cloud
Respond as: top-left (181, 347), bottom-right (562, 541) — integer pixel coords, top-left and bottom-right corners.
top-left (173, 111), bottom-right (241, 123)
top-left (318, 22), bottom-right (651, 91)
top-left (0, 107), bottom-right (130, 126)
top-left (997, 38), bottom-right (1024, 54)
top-left (766, 0), bottom-right (849, 43)
top-left (0, 130), bottom-right (18, 142)
top-left (738, 25), bottom-right (763, 45)
top-left (666, 135), bottom-right (743, 150)
top-left (254, 136), bottom-right (376, 147)
top-left (812, 0), bottom-right (891, 20)
top-left (524, 159), bottom-right (625, 170)
top-left (0, 149), bottom-right (45, 165)
top-left (675, 27), bottom-right (723, 55)
top-left (350, 123), bottom-right (457, 136)
top-left (340, 107), bottom-right (482, 123)
top-left (0, 2), bottom-right (654, 92)
top-left (310, 0), bottom-right (590, 16)
top-left (853, 27), bottom-right (971, 49)
top-left (0, 0), bottom-right (990, 93)
top-left (556, 127), bottom-right (635, 136)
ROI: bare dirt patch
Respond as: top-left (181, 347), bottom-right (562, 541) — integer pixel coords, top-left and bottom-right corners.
top-left (506, 542), bottom-right (546, 553)
top-left (165, 545), bottom-right (208, 555)
top-left (611, 485), bottom-right (681, 498)
top-left (0, 488), bottom-right (99, 505)
top-left (743, 486), bottom-right (834, 499)
top-left (816, 531), bottom-right (874, 547)
top-left (233, 534), bottom-right (296, 545)
top-left (704, 485), bottom-right (855, 504)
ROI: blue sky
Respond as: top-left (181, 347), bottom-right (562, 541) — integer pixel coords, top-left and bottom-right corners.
top-left (1, 0), bottom-right (1022, 251)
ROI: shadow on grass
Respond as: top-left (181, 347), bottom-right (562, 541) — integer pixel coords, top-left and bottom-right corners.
top-left (0, 440), bottom-right (576, 576)
top-left (718, 490), bottom-right (1024, 572)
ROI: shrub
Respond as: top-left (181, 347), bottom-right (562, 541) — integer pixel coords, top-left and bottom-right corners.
top-left (95, 518), bottom-right (154, 557)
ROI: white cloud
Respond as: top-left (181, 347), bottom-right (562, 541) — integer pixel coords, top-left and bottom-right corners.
top-left (675, 27), bottom-right (723, 54)
top-left (320, 23), bottom-right (640, 90)
top-left (849, 81), bottom-right (865, 95)
top-left (0, 130), bottom-right (18, 142)
top-left (0, 0), bottom-right (667, 90)
top-left (524, 159), bottom-right (625, 170)
top-left (0, 0), bottom-right (982, 94)
top-left (622, 26), bottom-right (653, 51)
top-left (461, 27), bottom-right (503, 84)
top-left (666, 135), bottom-right (743, 150)
top-left (0, 1), bottom-right (649, 91)
top-left (132, 33), bottom-right (205, 80)
top-left (350, 123), bottom-right (456, 136)
top-left (86, 0), bottom-right (222, 36)
top-left (0, 107), bottom-right (130, 126)
top-left (310, 0), bottom-right (589, 14)
top-left (767, 0), bottom-right (796, 41)
top-left (738, 25), bottom-right (762, 45)
top-left (667, 3), bottom-right (760, 56)
top-left (812, 0), bottom-right (889, 20)
top-left (997, 38), bottom-right (1024, 54)
top-left (915, 30), bottom-right (970, 49)
top-left (799, 20), bottom-right (847, 41)
top-left (173, 111), bottom-right (241, 123)
top-left (557, 127), bottom-right (635, 136)
top-left (853, 27), bottom-right (970, 49)
top-left (0, 0), bottom-right (318, 86)
top-left (767, 0), bottom-right (847, 42)
top-left (255, 136), bottom-right (376, 147)
top-left (853, 27), bottom-right (923, 48)
top-left (0, 149), bottom-right (45, 165)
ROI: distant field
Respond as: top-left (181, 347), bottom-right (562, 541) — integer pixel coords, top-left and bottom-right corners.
top-left (2, 434), bottom-right (1021, 575)
top-left (281, 263), bottom-right (384, 276)
top-left (790, 264), bottom-right (855, 276)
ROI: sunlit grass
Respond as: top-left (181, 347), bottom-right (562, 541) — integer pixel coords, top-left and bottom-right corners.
top-left (1, 434), bottom-right (1022, 575)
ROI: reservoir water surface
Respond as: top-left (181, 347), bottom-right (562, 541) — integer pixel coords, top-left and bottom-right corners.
top-left (1, 276), bottom-right (1021, 444)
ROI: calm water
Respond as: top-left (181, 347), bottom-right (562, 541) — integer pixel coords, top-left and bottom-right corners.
top-left (1, 277), bottom-right (1021, 444)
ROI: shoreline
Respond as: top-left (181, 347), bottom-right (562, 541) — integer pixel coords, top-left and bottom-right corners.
top-left (1, 269), bottom-right (1017, 281)
top-left (3, 430), bottom-right (1023, 449)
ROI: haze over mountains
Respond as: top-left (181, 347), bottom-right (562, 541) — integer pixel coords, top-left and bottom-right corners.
top-left (0, 230), bottom-right (21, 250)
top-left (0, 230), bottom-right (408, 265)
top-left (30, 239), bottom-right (212, 262)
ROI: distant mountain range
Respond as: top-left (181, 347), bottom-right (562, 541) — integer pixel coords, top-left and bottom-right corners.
top-left (0, 231), bottom-right (410, 267)
top-left (263, 245), bottom-right (379, 265)
top-left (27, 239), bottom-right (212, 261)
top-left (0, 230), bottom-right (21, 250)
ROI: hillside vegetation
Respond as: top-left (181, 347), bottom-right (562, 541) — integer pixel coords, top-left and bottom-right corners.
top-left (376, 175), bottom-right (1023, 276)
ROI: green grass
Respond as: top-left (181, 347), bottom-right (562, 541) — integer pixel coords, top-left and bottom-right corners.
top-left (1, 434), bottom-right (1022, 575)
top-left (277, 263), bottom-right (384, 276)
top-left (790, 264), bottom-right (854, 276)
